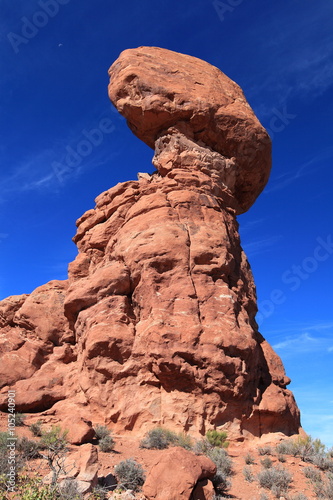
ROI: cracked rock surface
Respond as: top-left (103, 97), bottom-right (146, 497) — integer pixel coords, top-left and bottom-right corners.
top-left (0, 47), bottom-right (300, 441)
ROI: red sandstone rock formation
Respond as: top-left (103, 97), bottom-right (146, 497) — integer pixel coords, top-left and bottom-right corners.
top-left (143, 447), bottom-right (216, 500)
top-left (0, 47), bottom-right (301, 441)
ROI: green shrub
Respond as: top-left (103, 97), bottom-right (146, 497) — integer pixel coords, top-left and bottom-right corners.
top-left (139, 427), bottom-right (177, 450)
top-left (17, 476), bottom-right (56, 500)
top-left (114, 458), bottom-right (145, 491)
top-left (244, 453), bottom-right (255, 465)
top-left (99, 435), bottom-right (115, 452)
top-left (29, 420), bottom-right (43, 437)
top-left (243, 466), bottom-right (254, 482)
top-left (206, 430), bottom-right (228, 448)
top-left (40, 426), bottom-right (67, 453)
top-left (257, 466), bottom-right (292, 497)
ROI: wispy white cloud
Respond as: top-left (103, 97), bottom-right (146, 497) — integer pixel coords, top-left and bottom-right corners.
top-left (292, 377), bottom-right (333, 447)
top-left (0, 136), bottom-right (120, 202)
top-left (241, 234), bottom-right (283, 257)
top-left (270, 321), bottom-right (333, 336)
top-left (264, 148), bottom-right (333, 194)
top-left (264, 164), bottom-right (309, 194)
top-left (271, 321), bottom-right (333, 354)
top-left (273, 332), bottom-right (316, 351)
top-left (292, 385), bottom-right (333, 447)
top-left (0, 149), bottom-right (58, 199)
top-left (238, 217), bottom-right (268, 235)
top-left (246, 4), bottom-right (333, 116)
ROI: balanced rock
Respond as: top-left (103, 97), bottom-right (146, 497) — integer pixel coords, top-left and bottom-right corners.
top-left (0, 47), bottom-right (301, 442)
top-left (108, 46), bottom-right (271, 213)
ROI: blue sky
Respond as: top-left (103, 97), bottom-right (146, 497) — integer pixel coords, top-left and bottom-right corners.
top-left (1, 0), bottom-right (332, 446)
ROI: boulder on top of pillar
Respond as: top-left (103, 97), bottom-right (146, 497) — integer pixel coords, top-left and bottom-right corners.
top-left (108, 46), bottom-right (271, 213)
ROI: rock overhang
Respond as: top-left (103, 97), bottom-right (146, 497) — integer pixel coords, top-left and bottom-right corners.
top-left (108, 46), bottom-right (271, 214)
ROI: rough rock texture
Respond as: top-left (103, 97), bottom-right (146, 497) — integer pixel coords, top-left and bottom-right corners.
top-left (0, 280), bottom-right (75, 404)
top-left (143, 447), bottom-right (216, 500)
top-left (108, 46), bottom-right (271, 214)
top-left (44, 443), bottom-right (99, 494)
top-left (0, 46), bottom-right (300, 441)
top-left (192, 478), bottom-right (215, 500)
top-left (60, 415), bottom-right (95, 445)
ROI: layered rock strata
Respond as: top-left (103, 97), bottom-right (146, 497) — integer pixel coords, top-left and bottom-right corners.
top-left (0, 47), bottom-right (301, 440)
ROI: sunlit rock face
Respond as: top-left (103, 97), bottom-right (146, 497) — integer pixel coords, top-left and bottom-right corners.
top-left (0, 47), bottom-right (301, 441)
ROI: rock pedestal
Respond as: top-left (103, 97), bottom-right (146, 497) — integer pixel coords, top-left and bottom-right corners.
top-left (0, 47), bottom-right (301, 441)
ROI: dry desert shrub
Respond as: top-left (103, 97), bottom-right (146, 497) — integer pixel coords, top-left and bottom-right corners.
top-left (313, 472), bottom-right (333, 499)
top-left (206, 447), bottom-right (233, 494)
top-left (243, 466), bottom-right (254, 482)
top-left (257, 465), bottom-right (292, 497)
top-left (303, 465), bottom-right (322, 483)
top-left (288, 494), bottom-right (309, 500)
top-left (244, 452), bottom-right (255, 464)
top-left (260, 457), bottom-right (273, 469)
top-left (140, 427), bottom-right (193, 451)
top-left (29, 419), bottom-right (43, 437)
top-left (94, 425), bottom-right (115, 452)
top-left (14, 413), bottom-right (26, 426)
top-left (139, 427), bottom-right (177, 450)
top-left (114, 458), bottom-right (145, 492)
top-left (16, 436), bottom-right (41, 459)
top-left (258, 445), bottom-right (272, 456)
